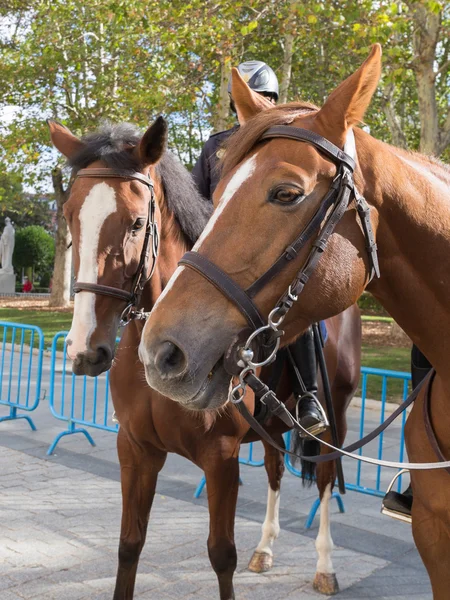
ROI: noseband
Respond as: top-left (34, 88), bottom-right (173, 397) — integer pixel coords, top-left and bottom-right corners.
top-left (179, 126), bottom-right (379, 378)
top-left (73, 168), bottom-right (159, 325)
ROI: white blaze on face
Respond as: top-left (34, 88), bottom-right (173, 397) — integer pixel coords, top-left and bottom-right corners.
top-left (139, 153), bottom-right (259, 365)
top-left (193, 152), bottom-right (259, 251)
top-left (67, 183), bottom-right (117, 359)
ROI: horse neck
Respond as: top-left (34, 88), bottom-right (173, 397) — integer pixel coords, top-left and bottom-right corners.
top-left (359, 131), bottom-right (450, 374)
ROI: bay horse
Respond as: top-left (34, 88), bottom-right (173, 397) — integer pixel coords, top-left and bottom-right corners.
top-left (139, 44), bottom-right (450, 598)
top-left (48, 118), bottom-right (360, 599)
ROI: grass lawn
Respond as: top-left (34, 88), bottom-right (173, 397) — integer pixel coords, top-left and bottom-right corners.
top-left (360, 344), bottom-right (411, 403)
top-left (0, 308), bottom-right (73, 347)
top-left (361, 315), bottom-right (394, 323)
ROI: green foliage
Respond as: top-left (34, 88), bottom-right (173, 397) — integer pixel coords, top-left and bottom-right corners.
top-left (0, 172), bottom-right (53, 229)
top-left (357, 292), bottom-right (387, 315)
top-left (13, 225), bottom-right (55, 271)
top-left (0, 0), bottom-right (448, 189)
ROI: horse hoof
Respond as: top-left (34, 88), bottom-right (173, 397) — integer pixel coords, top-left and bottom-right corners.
top-left (248, 551), bottom-right (273, 573)
top-left (313, 572), bottom-right (339, 595)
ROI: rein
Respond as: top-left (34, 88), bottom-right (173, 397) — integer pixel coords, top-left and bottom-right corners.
top-left (178, 126), bottom-right (450, 471)
top-left (73, 167), bottom-right (159, 325)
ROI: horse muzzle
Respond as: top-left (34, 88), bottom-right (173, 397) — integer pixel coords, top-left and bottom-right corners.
top-left (71, 344), bottom-right (113, 377)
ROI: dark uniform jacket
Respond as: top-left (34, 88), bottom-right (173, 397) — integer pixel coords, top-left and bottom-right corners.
top-left (191, 125), bottom-right (239, 202)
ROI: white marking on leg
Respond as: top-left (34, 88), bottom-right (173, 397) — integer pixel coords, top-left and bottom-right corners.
top-left (67, 183), bottom-right (117, 359)
top-left (315, 482), bottom-right (335, 575)
top-left (255, 485), bottom-right (280, 556)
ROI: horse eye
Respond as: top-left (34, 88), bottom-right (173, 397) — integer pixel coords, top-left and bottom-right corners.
top-left (271, 187), bottom-right (304, 205)
top-left (132, 217), bottom-right (146, 232)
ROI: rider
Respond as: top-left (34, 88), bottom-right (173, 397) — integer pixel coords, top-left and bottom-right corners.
top-left (192, 60), bottom-right (328, 437)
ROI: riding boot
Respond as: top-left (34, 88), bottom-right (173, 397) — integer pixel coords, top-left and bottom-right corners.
top-left (382, 345), bottom-right (432, 523)
top-left (288, 327), bottom-right (328, 438)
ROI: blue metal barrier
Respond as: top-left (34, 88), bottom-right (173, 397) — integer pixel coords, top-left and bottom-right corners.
top-left (348, 366), bottom-right (411, 497)
top-left (285, 366), bottom-right (411, 527)
top-left (195, 367), bottom-right (412, 522)
top-left (46, 331), bottom-right (411, 515)
top-left (0, 321), bottom-right (44, 430)
top-left (48, 331), bottom-right (118, 455)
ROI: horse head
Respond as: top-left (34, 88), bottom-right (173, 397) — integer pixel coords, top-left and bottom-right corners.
top-left (49, 117), bottom-right (167, 376)
top-left (139, 45), bottom-right (382, 409)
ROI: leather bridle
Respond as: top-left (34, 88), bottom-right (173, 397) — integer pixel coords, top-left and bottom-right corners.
top-left (175, 126), bottom-right (450, 472)
top-left (72, 167), bottom-right (159, 325)
top-left (179, 126), bottom-right (379, 365)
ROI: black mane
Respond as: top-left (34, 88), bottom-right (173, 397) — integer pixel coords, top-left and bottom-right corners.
top-left (69, 122), bottom-right (212, 244)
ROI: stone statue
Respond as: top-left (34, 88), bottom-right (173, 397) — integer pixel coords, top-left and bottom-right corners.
top-left (0, 217), bottom-right (15, 274)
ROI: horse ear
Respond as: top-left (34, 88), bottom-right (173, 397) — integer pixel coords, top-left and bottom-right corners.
top-left (139, 116), bottom-right (168, 167)
top-left (47, 120), bottom-right (85, 158)
top-left (315, 44), bottom-right (382, 145)
top-left (231, 68), bottom-right (274, 125)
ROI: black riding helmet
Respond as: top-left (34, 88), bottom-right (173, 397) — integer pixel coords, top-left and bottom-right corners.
top-left (228, 60), bottom-right (279, 102)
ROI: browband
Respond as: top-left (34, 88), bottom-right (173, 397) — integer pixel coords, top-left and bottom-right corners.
top-left (77, 168), bottom-right (154, 188)
top-left (260, 126), bottom-right (356, 172)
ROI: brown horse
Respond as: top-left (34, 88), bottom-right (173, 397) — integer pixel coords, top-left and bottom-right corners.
top-left (48, 118), bottom-right (360, 599)
top-left (139, 44), bottom-right (450, 598)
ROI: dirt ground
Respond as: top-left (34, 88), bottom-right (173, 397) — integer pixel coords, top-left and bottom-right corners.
top-left (1, 297), bottom-right (74, 312)
top-left (362, 320), bottom-right (411, 348)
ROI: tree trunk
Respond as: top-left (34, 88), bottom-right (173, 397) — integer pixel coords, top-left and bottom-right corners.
top-left (278, 0), bottom-right (296, 104)
top-left (213, 53), bottom-right (232, 133)
top-left (382, 83), bottom-right (408, 149)
top-left (410, 2), bottom-right (441, 155)
top-left (49, 167), bottom-right (72, 308)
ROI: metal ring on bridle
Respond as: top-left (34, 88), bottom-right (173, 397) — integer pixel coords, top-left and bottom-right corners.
top-left (239, 366), bottom-right (255, 386)
top-left (119, 303), bottom-right (134, 326)
top-left (268, 307), bottom-right (286, 328)
top-left (242, 324), bottom-right (281, 369)
top-left (230, 382), bottom-right (246, 404)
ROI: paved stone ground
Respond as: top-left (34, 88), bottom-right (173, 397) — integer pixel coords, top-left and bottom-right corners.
top-left (0, 353), bottom-right (432, 599)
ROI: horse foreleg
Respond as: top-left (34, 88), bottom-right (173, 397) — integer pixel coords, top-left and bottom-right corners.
top-left (248, 436), bottom-right (285, 573)
top-left (113, 428), bottom-right (167, 600)
top-left (204, 448), bottom-right (240, 600)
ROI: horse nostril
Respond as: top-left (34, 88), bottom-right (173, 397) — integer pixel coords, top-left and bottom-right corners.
top-left (154, 341), bottom-right (186, 379)
top-left (94, 344), bottom-right (112, 365)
